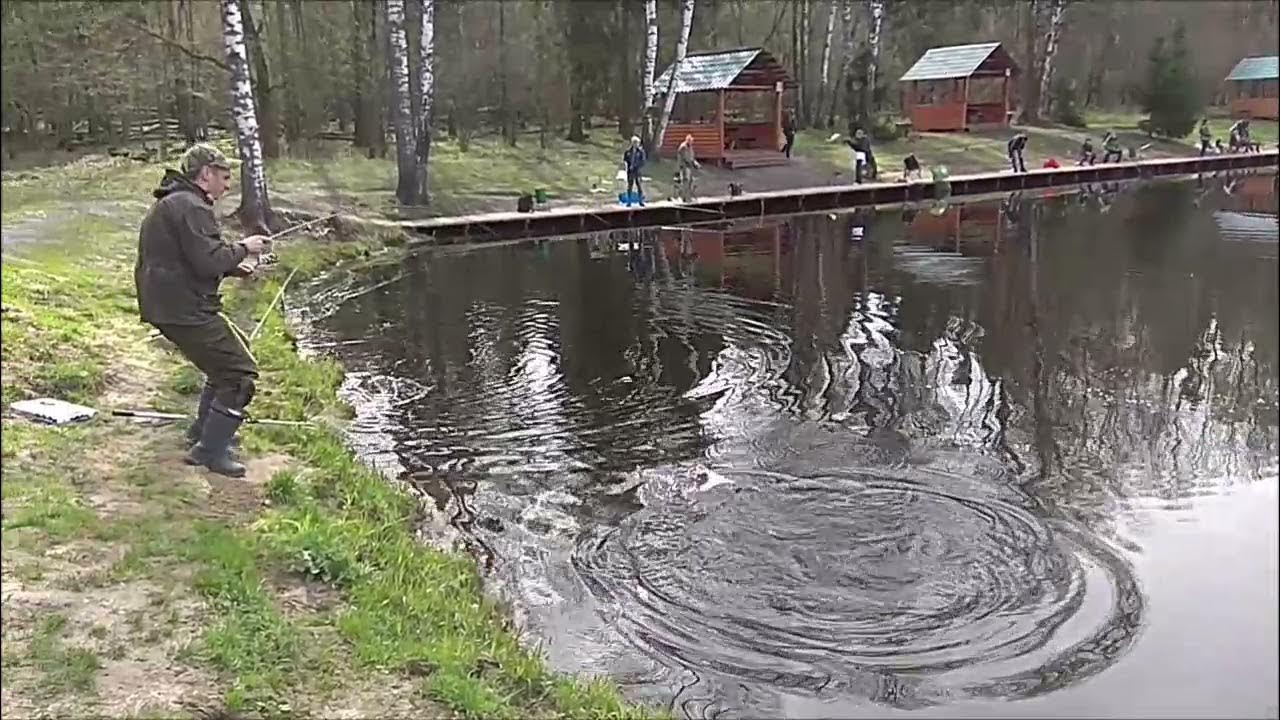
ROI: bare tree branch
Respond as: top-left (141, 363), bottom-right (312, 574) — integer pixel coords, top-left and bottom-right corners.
top-left (121, 18), bottom-right (230, 72)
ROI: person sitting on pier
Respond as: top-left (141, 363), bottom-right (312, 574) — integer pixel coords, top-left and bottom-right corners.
top-left (902, 153), bottom-right (923, 181)
top-left (676, 134), bottom-right (700, 201)
top-left (1007, 132), bottom-right (1028, 173)
top-left (1102, 132), bottom-right (1123, 163)
top-left (622, 136), bottom-right (647, 205)
top-left (1198, 118), bottom-right (1213, 157)
top-left (1078, 137), bottom-right (1097, 165)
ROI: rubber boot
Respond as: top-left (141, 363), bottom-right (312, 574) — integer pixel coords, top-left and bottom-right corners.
top-left (186, 405), bottom-right (246, 478)
top-left (185, 385), bottom-right (215, 447)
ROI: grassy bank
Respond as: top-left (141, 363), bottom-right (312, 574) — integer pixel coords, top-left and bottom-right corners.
top-left (1, 158), bottom-right (656, 719)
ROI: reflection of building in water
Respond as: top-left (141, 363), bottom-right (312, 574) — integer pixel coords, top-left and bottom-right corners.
top-left (657, 219), bottom-right (792, 299)
top-left (1220, 173), bottom-right (1280, 215)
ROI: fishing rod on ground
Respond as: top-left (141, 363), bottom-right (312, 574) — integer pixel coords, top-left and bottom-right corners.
top-left (110, 408), bottom-right (314, 427)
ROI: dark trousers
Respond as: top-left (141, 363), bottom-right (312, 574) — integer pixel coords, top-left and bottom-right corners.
top-left (154, 315), bottom-right (259, 410)
top-left (782, 132), bottom-right (795, 158)
top-left (1009, 150), bottom-right (1026, 173)
top-left (626, 171), bottom-right (643, 198)
top-left (1200, 139), bottom-right (1212, 156)
top-left (1103, 149), bottom-right (1122, 163)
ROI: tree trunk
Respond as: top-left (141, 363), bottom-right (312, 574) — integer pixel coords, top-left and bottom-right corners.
top-left (498, 1), bottom-right (514, 146)
top-left (616, 0), bottom-right (635, 138)
top-left (840, 0), bottom-right (860, 133)
top-left (351, 0), bottom-right (370, 148)
top-left (653, 0), bottom-right (695, 153)
top-left (414, 0), bottom-right (434, 204)
top-left (1021, 0), bottom-right (1044, 123)
top-left (220, 0), bottom-right (272, 231)
top-left (640, 0), bottom-right (659, 146)
top-left (386, 0), bottom-right (417, 205)
top-left (816, 1), bottom-right (836, 128)
top-left (1037, 0), bottom-right (1066, 121)
top-left (239, 0), bottom-right (278, 159)
top-left (799, 0), bottom-right (810, 125)
top-left (274, 0), bottom-right (300, 146)
top-left (865, 0), bottom-right (884, 116)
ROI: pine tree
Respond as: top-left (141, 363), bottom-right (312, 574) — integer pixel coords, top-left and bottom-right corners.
top-left (1141, 23), bottom-right (1202, 139)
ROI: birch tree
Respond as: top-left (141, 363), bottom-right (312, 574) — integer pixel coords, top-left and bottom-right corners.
top-left (816, 1), bottom-right (836, 128)
top-left (865, 0), bottom-right (884, 115)
top-left (1037, 0), bottom-right (1067, 120)
top-left (220, 0), bottom-right (271, 231)
top-left (653, 0), bottom-right (695, 153)
top-left (386, 0), bottom-right (416, 205)
top-left (640, 0), bottom-right (659, 143)
top-left (414, 0), bottom-right (434, 204)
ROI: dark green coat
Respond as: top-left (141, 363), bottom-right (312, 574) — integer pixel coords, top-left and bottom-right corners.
top-left (134, 171), bottom-right (249, 326)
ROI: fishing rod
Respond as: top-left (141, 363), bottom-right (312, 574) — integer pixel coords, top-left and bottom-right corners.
top-left (268, 213), bottom-right (338, 242)
top-left (110, 409), bottom-right (313, 427)
top-left (249, 266), bottom-right (299, 341)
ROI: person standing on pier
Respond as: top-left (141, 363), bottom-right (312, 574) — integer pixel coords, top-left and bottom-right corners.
top-left (781, 110), bottom-right (797, 158)
top-left (623, 136), bottom-right (647, 205)
top-left (677, 134), bottom-right (700, 201)
top-left (845, 128), bottom-right (877, 183)
top-left (1198, 119), bottom-right (1213, 156)
top-left (1102, 132), bottom-right (1123, 163)
top-left (1007, 132), bottom-right (1028, 173)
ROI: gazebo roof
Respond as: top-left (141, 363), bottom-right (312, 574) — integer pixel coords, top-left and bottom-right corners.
top-left (655, 47), bottom-right (794, 94)
top-left (899, 42), bottom-right (1017, 82)
top-left (1226, 56), bottom-right (1279, 81)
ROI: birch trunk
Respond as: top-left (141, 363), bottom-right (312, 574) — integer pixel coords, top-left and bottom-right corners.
top-left (220, 0), bottom-right (271, 231)
top-left (816, 1), bottom-right (836, 128)
top-left (653, 0), bottom-right (695, 153)
top-left (865, 0), bottom-right (884, 115)
top-left (1037, 0), bottom-right (1066, 121)
top-left (414, 0), bottom-right (434, 204)
top-left (641, 0), bottom-right (659, 144)
top-left (385, 0), bottom-right (417, 205)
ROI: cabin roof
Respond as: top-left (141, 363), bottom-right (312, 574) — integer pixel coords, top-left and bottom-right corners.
top-left (1226, 56), bottom-right (1279, 82)
top-left (899, 42), bottom-right (1017, 82)
top-left (654, 47), bottom-right (794, 93)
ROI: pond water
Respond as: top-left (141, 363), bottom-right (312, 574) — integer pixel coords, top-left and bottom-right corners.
top-left (299, 176), bottom-right (1279, 718)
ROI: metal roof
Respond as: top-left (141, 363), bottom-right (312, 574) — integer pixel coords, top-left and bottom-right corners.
top-left (899, 42), bottom-right (1002, 82)
top-left (1226, 56), bottom-right (1279, 81)
top-left (654, 48), bottom-right (763, 93)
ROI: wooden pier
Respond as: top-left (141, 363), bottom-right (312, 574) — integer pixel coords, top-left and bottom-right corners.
top-left (404, 151), bottom-right (1278, 245)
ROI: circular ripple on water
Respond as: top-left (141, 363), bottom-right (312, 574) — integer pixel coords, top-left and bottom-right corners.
top-left (574, 468), bottom-right (1123, 704)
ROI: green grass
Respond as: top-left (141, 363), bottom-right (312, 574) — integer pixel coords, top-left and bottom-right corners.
top-left (5, 614), bottom-right (104, 700)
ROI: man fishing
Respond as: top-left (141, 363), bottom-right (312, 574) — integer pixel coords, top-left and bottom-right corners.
top-left (135, 144), bottom-right (268, 478)
top-left (1078, 137), bottom-right (1097, 165)
top-left (781, 110), bottom-right (797, 159)
top-left (1102, 131), bottom-right (1123, 163)
top-left (623, 136), bottom-right (647, 204)
top-left (677, 134), bottom-right (700, 201)
top-left (844, 128), bottom-right (877, 183)
top-left (1007, 132), bottom-right (1028, 173)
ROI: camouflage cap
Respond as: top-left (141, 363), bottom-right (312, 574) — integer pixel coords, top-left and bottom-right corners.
top-left (180, 144), bottom-right (230, 176)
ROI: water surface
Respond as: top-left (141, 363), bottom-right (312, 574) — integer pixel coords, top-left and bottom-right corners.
top-left (300, 176), bottom-right (1279, 718)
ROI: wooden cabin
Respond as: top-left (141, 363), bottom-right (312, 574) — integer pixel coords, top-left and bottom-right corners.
top-left (1225, 56), bottom-right (1278, 120)
top-left (653, 48), bottom-right (797, 169)
top-left (899, 43), bottom-right (1019, 132)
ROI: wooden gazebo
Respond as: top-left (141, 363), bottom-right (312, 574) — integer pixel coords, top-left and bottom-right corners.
top-left (1225, 56), bottom-right (1278, 120)
top-left (653, 48), bottom-right (797, 168)
top-left (899, 42), bottom-right (1020, 132)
